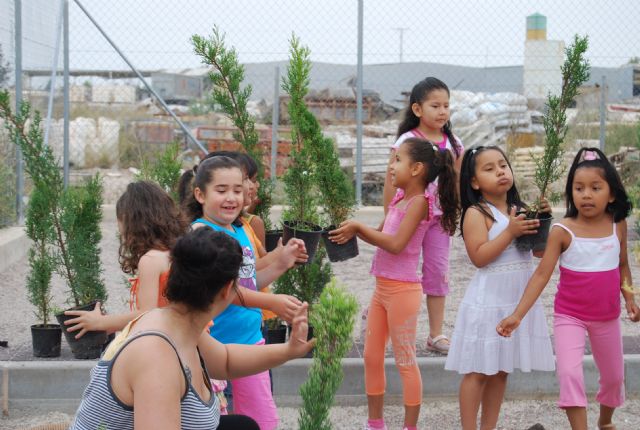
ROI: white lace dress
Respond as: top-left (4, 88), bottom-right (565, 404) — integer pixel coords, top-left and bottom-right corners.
top-left (445, 203), bottom-right (555, 375)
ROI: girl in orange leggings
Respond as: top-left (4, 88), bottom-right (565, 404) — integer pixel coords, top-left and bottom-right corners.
top-left (330, 137), bottom-right (459, 430)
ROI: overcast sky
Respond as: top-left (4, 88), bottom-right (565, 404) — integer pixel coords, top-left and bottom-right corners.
top-left (55, 0), bottom-right (640, 70)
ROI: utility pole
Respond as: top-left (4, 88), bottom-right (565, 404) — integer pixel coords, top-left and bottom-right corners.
top-left (393, 27), bottom-right (408, 63)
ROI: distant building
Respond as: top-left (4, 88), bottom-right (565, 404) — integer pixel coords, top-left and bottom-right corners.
top-left (523, 13), bottom-right (564, 100)
top-left (151, 69), bottom-right (208, 104)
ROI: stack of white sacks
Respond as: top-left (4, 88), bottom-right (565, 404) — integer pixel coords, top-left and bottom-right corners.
top-left (450, 90), bottom-right (544, 148)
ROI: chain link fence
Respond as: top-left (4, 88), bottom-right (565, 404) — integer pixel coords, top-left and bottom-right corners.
top-left (1, 0), bottom-right (639, 224)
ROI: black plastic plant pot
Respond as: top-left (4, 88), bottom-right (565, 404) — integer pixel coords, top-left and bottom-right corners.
top-left (282, 220), bottom-right (323, 264)
top-left (515, 213), bottom-right (553, 253)
top-left (304, 325), bottom-right (315, 358)
top-left (265, 326), bottom-right (288, 344)
top-left (55, 301), bottom-right (108, 359)
top-left (321, 225), bottom-right (359, 262)
top-left (265, 229), bottom-right (283, 253)
top-left (31, 324), bottom-right (62, 358)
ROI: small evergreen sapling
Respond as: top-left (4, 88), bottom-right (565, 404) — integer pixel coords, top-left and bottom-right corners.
top-left (528, 35), bottom-right (590, 215)
top-left (0, 91), bottom-right (106, 309)
top-left (137, 140), bottom-right (183, 202)
top-left (298, 281), bottom-right (358, 430)
top-left (192, 27), bottom-right (274, 230)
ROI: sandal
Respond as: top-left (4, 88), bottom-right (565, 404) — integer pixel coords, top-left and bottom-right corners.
top-left (426, 334), bottom-right (450, 354)
top-left (598, 423), bottom-right (616, 429)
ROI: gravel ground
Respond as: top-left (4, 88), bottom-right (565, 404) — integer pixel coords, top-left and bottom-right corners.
top-left (1, 187), bottom-right (639, 428)
top-left (2, 399), bottom-right (640, 429)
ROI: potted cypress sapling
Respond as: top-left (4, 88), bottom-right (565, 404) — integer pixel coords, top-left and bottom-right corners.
top-left (25, 187), bottom-right (60, 357)
top-left (192, 28), bottom-right (277, 247)
top-left (516, 35), bottom-right (590, 253)
top-left (0, 91), bottom-right (108, 359)
top-left (314, 135), bottom-right (358, 261)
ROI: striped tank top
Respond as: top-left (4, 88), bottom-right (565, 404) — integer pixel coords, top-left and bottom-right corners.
top-left (69, 331), bottom-right (220, 430)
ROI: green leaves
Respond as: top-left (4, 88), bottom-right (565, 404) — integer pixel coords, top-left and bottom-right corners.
top-left (137, 141), bottom-right (182, 202)
top-left (193, 27), bottom-right (273, 228)
top-left (532, 35), bottom-right (590, 213)
top-left (298, 281), bottom-right (358, 430)
top-left (1, 90), bottom-right (106, 314)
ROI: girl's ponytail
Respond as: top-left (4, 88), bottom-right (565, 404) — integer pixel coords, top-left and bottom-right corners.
top-left (435, 149), bottom-right (460, 236)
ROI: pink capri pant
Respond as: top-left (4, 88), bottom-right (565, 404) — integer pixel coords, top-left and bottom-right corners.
top-left (421, 216), bottom-right (451, 296)
top-left (553, 313), bottom-right (625, 409)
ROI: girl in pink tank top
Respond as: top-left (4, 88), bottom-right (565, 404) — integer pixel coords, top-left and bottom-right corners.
top-left (498, 147), bottom-right (639, 430)
top-left (329, 137), bottom-right (459, 430)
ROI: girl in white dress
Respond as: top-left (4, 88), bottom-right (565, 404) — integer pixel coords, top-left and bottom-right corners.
top-left (445, 145), bottom-right (555, 430)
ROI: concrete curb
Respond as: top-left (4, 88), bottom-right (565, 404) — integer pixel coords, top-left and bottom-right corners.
top-left (2, 355), bottom-right (639, 410)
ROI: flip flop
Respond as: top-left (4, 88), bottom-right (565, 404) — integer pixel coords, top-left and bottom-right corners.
top-left (426, 334), bottom-right (450, 354)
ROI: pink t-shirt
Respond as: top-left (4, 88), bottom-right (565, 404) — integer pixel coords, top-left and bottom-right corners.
top-left (553, 222), bottom-right (621, 321)
top-left (392, 129), bottom-right (463, 217)
top-left (370, 189), bottom-right (433, 282)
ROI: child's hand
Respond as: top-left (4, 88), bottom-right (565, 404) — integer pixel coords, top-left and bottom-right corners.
top-left (63, 302), bottom-right (104, 339)
top-left (279, 238), bottom-right (308, 268)
top-left (507, 207), bottom-right (539, 238)
top-left (626, 299), bottom-right (640, 322)
top-left (538, 197), bottom-right (552, 214)
top-left (270, 294), bottom-right (302, 323)
top-left (328, 220), bottom-right (360, 244)
top-left (496, 314), bottom-right (521, 337)
top-left (287, 302), bottom-right (315, 358)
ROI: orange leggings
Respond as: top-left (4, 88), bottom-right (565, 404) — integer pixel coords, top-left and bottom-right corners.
top-left (364, 277), bottom-right (423, 406)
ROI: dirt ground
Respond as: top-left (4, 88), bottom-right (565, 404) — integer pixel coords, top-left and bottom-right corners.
top-left (1, 199), bottom-right (640, 428)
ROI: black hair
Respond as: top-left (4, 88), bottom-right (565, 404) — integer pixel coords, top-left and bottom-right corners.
top-left (180, 155), bottom-right (243, 222)
top-left (402, 137), bottom-right (460, 235)
top-left (397, 77), bottom-right (462, 158)
top-left (177, 150), bottom-right (254, 207)
top-left (564, 147), bottom-right (632, 222)
top-left (166, 228), bottom-right (242, 312)
top-left (459, 145), bottom-right (526, 235)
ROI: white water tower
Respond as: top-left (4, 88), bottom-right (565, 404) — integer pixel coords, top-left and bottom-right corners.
top-left (523, 13), bottom-right (564, 100)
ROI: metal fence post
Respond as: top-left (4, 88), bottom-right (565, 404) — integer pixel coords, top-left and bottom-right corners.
top-left (270, 66), bottom-right (280, 181)
top-left (599, 75), bottom-right (606, 152)
top-left (44, 0), bottom-right (64, 147)
top-left (63, 0), bottom-right (70, 188)
top-left (355, 0), bottom-right (363, 205)
top-left (14, 0), bottom-right (24, 224)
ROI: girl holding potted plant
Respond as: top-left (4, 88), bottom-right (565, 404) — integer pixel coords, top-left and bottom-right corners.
top-left (383, 77), bottom-right (464, 355)
top-left (445, 145), bottom-right (555, 430)
top-left (183, 155), bottom-right (307, 430)
top-left (498, 148), bottom-right (639, 430)
top-left (62, 181), bottom-right (187, 337)
top-left (329, 138), bottom-right (459, 430)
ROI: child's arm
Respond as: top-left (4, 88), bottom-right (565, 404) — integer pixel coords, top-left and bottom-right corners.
top-left (330, 196), bottom-right (428, 255)
top-left (382, 150), bottom-right (397, 215)
top-left (255, 239), bottom-right (308, 270)
top-left (464, 206), bottom-right (539, 268)
top-left (233, 288), bottom-right (302, 323)
top-left (250, 215), bottom-right (266, 246)
top-left (199, 303), bottom-right (315, 380)
top-left (618, 220), bottom-right (640, 322)
top-left (63, 252), bottom-right (165, 338)
top-left (255, 238), bottom-right (306, 288)
top-left (497, 226), bottom-right (567, 336)
top-left (63, 302), bottom-right (141, 339)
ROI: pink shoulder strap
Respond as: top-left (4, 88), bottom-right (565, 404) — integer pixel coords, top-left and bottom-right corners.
top-left (403, 190), bottom-right (434, 222)
top-left (552, 222), bottom-right (575, 238)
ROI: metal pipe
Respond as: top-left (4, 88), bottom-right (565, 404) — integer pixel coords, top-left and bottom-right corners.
top-left (63, 0), bottom-right (70, 188)
top-left (72, 0), bottom-right (207, 154)
top-left (599, 75), bottom-right (606, 152)
top-left (15, 0), bottom-right (24, 224)
top-left (270, 66), bottom-right (280, 181)
top-left (355, 0), bottom-right (364, 205)
top-left (44, 0), bottom-right (64, 147)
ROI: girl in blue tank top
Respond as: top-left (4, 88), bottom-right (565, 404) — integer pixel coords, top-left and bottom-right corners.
top-left (182, 155), bottom-right (307, 429)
